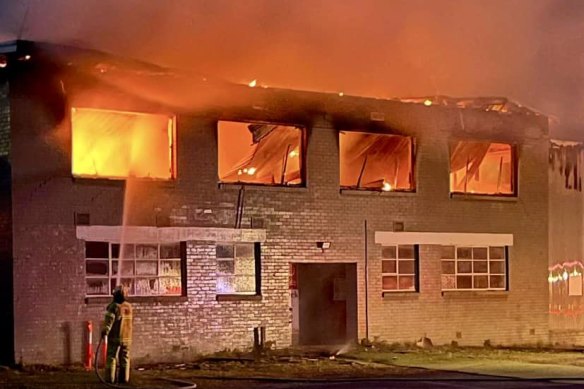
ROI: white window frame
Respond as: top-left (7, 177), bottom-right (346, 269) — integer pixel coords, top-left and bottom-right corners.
top-left (381, 244), bottom-right (418, 293)
top-left (85, 241), bottom-right (183, 297)
top-left (440, 245), bottom-right (507, 291)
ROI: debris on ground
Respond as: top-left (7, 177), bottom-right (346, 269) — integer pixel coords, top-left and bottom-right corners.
top-left (4, 345), bottom-right (584, 388)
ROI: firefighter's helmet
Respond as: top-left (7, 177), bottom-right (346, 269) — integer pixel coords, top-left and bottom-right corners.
top-left (112, 285), bottom-right (127, 301)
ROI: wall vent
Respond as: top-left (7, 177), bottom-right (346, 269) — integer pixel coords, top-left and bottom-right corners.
top-left (251, 217), bottom-right (266, 229)
top-left (74, 212), bottom-right (90, 226)
top-left (392, 221), bottom-right (404, 232)
top-left (156, 215), bottom-right (171, 227)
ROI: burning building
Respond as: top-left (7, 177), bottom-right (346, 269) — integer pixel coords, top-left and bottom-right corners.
top-left (0, 40), bottom-right (561, 365)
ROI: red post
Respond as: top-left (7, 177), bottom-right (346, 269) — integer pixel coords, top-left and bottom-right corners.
top-left (85, 321), bottom-right (93, 370)
top-left (102, 335), bottom-right (107, 367)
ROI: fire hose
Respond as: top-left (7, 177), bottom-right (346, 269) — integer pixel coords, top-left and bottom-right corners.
top-left (94, 336), bottom-right (196, 389)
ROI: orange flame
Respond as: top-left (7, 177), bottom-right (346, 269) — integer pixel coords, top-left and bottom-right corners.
top-left (71, 108), bottom-right (176, 180)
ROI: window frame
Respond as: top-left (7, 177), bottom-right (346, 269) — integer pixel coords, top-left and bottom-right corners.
top-left (440, 245), bottom-right (509, 291)
top-left (84, 241), bottom-right (186, 298)
top-left (449, 140), bottom-right (518, 197)
top-left (217, 120), bottom-right (307, 188)
top-left (215, 242), bottom-right (262, 297)
top-left (339, 130), bottom-right (416, 193)
top-left (380, 244), bottom-right (420, 293)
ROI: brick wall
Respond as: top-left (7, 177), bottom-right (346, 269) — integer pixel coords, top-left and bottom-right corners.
top-left (0, 81), bottom-right (9, 157)
top-left (0, 79), bottom-right (14, 365)
top-left (9, 66), bottom-right (551, 364)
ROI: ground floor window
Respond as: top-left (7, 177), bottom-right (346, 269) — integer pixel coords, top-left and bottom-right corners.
top-left (381, 245), bottom-right (418, 292)
top-left (85, 241), bottom-right (184, 297)
top-left (216, 243), bottom-right (260, 295)
top-left (441, 245), bottom-right (507, 290)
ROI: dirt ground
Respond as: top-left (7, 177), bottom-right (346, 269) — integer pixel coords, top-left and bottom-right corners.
top-left (2, 345), bottom-right (584, 389)
top-left (0, 358), bottom-right (428, 389)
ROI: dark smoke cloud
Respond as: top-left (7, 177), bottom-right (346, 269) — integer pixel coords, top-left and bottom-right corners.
top-left (1, 0), bottom-right (583, 136)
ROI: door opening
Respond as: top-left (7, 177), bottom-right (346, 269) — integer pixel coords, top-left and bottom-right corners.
top-left (291, 263), bottom-right (357, 346)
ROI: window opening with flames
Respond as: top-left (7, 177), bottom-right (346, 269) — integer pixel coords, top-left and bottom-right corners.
top-left (71, 108), bottom-right (176, 180)
top-left (218, 120), bottom-right (304, 186)
top-left (340, 131), bottom-right (415, 192)
top-left (450, 141), bottom-right (515, 195)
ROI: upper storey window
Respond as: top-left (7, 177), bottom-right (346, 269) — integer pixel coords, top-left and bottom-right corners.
top-left (218, 121), bottom-right (304, 186)
top-left (450, 141), bottom-right (515, 195)
top-left (340, 131), bottom-right (415, 191)
top-left (71, 108), bottom-right (176, 180)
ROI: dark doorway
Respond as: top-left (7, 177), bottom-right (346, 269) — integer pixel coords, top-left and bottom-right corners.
top-left (296, 263), bottom-right (357, 346)
top-left (0, 157), bottom-right (13, 365)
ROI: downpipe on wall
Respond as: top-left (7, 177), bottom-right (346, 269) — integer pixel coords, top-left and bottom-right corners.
top-left (93, 336), bottom-right (197, 389)
top-left (364, 219), bottom-right (369, 341)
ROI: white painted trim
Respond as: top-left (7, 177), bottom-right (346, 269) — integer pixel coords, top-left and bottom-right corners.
top-left (551, 139), bottom-right (582, 147)
top-left (76, 226), bottom-right (266, 243)
top-left (375, 232), bottom-right (513, 246)
top-left (289, 260), bottom-right (358, 264)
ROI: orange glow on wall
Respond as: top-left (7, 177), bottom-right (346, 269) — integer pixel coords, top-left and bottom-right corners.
top-left (71, 108), bottom-right (176, 180)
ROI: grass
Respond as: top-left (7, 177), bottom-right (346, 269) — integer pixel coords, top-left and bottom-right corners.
top-left (342, 343), bottom-right (584, 368)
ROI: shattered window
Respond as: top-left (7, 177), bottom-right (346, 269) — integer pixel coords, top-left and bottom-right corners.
top-left (72, 108), bottom-right (176, 180)
top-left (440, 246), bottom-right (507, 291)
top-left (549, 141), bottom-right (583, 191)
top-left (381, 245), bottom-right (418, 292)
top-left (449, 141), bottom-right (515, 195)
top-left (218, 121), bottom-right (304, 186)
top-left (85, 241), bottom-right (183, 297)
top-left (216, 243), bottom-right (259, 295)
top-left (340, 131), bottom-right (414, 191)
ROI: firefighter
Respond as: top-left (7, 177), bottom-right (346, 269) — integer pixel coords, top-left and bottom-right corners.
top-left (101, 284), bottom-right (133, 384)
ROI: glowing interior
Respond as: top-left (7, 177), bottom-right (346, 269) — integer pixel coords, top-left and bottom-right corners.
top-left (71, 108), bottom-right (176, 179)
top-left (340, 131), bottom-right (414, 191)
top-left (450, 141), bottom-right (514, 195)
top-left (218, 121), bottom-right (303, 185)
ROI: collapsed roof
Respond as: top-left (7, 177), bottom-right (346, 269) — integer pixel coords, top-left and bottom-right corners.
top-left (397, 96), bottom-right (545, 116)
top-left (0, 40), bottom-right (548, 121)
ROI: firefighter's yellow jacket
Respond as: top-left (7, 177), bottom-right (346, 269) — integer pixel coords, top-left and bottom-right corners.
top-left (102, 301), bottom-right (133, 345)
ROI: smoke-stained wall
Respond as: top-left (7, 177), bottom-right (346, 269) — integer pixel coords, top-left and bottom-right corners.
top-left (8, 49), bottom-right (552, 364)
top-left (548, 141), bottom-right (584, 343)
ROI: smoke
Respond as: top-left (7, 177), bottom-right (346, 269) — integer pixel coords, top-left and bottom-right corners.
top-left (1, 0), bottom-right (584, 135)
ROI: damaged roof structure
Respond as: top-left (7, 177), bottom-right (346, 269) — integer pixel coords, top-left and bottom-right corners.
top-left (0, 40), bottom-right (578, 366)
top-left (397, 95), bottom-right (545, 116)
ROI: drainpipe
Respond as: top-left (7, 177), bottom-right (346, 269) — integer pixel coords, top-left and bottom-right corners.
top-left (364, 220), bottom-right (369, 341)
top-left (235, 186), bottom-right (246, 229)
